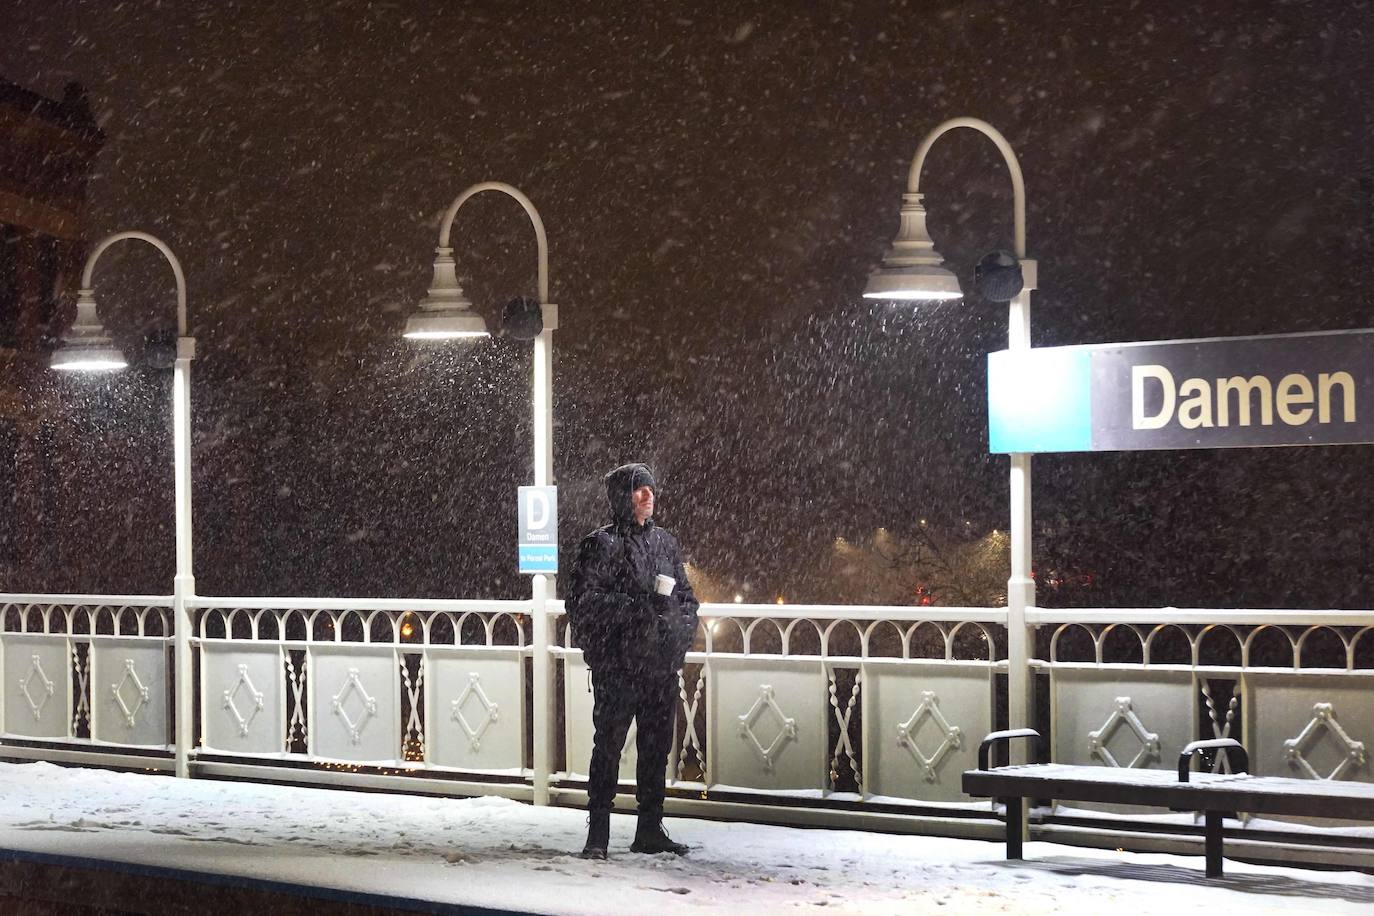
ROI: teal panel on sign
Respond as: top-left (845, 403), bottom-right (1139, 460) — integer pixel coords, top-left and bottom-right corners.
top-left (987, 348), bottom-right (1093, 453)
top-left (519, 544), bottom-right (558, 574)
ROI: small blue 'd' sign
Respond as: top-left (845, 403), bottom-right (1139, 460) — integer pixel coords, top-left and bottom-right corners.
top-left (517, 486), bottom-right (558, 574)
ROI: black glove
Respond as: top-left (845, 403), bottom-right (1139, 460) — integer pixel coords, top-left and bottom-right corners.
top-left (651, 592), bottom-right (681, 620)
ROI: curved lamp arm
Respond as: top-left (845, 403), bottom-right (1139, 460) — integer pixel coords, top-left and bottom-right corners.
top-left (907, 117), bottom-right (1026, 259)
top-left (907, 119), bottom-right (1035, 765)
top-left (81, 231), bottom-right (189, 337)
top-left (436, 181), bottom-right (549, 303)
top-left (80, 229), bottom-right (196, 779)
top-left (434, 183), bottom-right (556, 807)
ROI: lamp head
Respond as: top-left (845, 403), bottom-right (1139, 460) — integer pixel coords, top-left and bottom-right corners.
top-left (402, 247), bottom-right (491, 340)
top-left (144, 328), bottom-right (178, 370)
top-left (501, 296), bottom-right (543, 340)
top-left (973, 249), bottom-right (1024, 302)
top-left (863, 192), bottom-right (964, 302)
top-left (50, 289), bottom-right (128, 372)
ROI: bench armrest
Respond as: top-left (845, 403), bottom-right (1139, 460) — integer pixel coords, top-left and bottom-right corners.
top-left (977, 728), bottom-right (1045, 771)
top-left (1178, 738), bottom-right (1249, 782)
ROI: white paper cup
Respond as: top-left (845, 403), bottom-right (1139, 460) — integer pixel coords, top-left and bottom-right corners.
top-left (654, 574), bottom-right (676, 596)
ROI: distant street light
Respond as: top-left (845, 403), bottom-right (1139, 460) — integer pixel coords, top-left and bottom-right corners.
top-left (865, 117), bottom-right (1038, 749)
top-left (52, 230), bottom-right (197, 780)
top-left (405, 181), bottom-right (557, 804)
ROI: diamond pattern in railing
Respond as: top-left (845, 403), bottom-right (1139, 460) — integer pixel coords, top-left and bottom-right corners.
top-left (110, 659), bottom-right (151, 730)
top-left (1087, 696), bottom-right (1160, 768)
top-left (222, 663), bottom-right (266, 738)
top-left (1284, 702), bottom-right (1367, 780)
top-left (737, 684), bottom-right (797, 774)
top-left (451, 672), bottom-right (500, 752)
top-left (19, 654), bottom-right (56, 722)
top-left (896, 690), bottom-right (962, 783)
top-left (331, 667), bottom-right (378, 746)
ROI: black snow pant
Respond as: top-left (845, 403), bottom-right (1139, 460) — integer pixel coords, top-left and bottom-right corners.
top-left (586, 667), bottom-right (679, 814)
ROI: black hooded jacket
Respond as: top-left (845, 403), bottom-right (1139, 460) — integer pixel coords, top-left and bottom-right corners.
top-left (566, 463), bottom-right (700, 675)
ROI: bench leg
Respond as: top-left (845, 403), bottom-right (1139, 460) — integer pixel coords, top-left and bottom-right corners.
top-left (1204, 810), bottom-right (1223, 878)
top-left (1004, 798), bottom-right (1023, 860)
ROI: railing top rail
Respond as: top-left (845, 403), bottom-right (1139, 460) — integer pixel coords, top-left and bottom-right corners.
top-left (1027, 608), bottom-right (1374, 627)
top-left (696, 603), bottom-right (1006, 623)
top-left (11, 597), bottom-right (1362, 627)
top-left (543, 600), bottom-right (1003, 621)
top-left (0, 593), bottom-right (172, 606)
top-left (190, 596), bottom-right (532, 614)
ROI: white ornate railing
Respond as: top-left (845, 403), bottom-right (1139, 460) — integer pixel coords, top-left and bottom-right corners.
top-left (554, 602), bottom-right (1006, 813)
top-left (0, 594), bottom-right (175, 770)
top-left (190, 597), bottom-right (531, 780)
top-left (3, 592), bottom-right (1373, 861)
top-left (1028, 608), bottom-right (1374, 791)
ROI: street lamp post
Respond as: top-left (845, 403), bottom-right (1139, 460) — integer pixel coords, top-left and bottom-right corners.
top-left (864, 117), bottom-right (1037, 759)
top-left (403, 182), bottom-right (558, 804)
top-left (52, 231), bottom-right (197, 779)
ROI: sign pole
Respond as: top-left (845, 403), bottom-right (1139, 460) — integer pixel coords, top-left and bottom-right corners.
top-left (531, 572), bottom-right (550, 805)
top-left (519, 484), bottom-right (558, 805)
top-left (1006, 281), bottom-right (1036, 770)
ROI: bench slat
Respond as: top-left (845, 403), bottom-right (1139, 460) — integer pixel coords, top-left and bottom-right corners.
top-left (962, 764), bottom-right (1374, 821)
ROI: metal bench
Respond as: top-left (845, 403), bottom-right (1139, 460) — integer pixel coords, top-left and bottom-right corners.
top-left (962, 728), bottom-right (1374, 877)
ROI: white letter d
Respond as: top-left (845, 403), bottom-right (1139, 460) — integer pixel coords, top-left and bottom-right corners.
top-left (528, 492), bottom-right (550, 529)
top-left (1133, 365), bottom-right (1175, 430)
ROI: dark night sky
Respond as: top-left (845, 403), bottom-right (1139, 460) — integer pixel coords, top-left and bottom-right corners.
top-left (3, 0), bottom-right (1373, 607)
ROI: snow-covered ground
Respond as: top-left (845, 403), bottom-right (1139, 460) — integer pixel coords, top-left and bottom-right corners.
top-left (0, 762), bottom-right (1371, 914)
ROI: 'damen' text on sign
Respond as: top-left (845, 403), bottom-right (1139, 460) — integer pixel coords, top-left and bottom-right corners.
top-left (987, 329), bottom-right (1374, 453)
top-left (1130, 365), bottom-right (1355, 431)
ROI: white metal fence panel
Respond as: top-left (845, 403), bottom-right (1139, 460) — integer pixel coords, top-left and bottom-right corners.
top-left (310, 648), bottom-right (400, 762)
top-left (863, 661), bottom-right (992, 803)
top-left (1246, 672), bottom-right (1374, 783)
top-left (2, 636), bottom-right (69, 739)
top-left (1033, 612), bottom-right (1374, 833)
top-left (562, 656), bottom-right (610, 778)
top-left (561, 654), bottom-right (650, 782)
top-left (708, 657), bottom-right (827, 792)
top-left (191, 600), bottom-right (532, 780)
top-left (200, 644), bottom-right (285, 754)
top-left (428, 653), bottom-right (524, 771)
top-left (1051, 669), bottom-right (1196, 771)
top-left (0, 598), bottom-right (173, 764)
top-left (91, 639), bottom-right (169, 747)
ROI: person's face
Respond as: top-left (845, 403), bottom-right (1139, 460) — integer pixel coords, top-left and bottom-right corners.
top-left (631, 485), bottom-right (655, 524)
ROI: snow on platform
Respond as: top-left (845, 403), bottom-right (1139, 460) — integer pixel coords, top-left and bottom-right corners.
top-left (0, 762), bottom-right (1371, 914)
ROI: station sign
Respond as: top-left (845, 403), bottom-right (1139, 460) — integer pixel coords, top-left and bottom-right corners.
top-left (517, 486), bottom-right (558, 574)
top-left (988, 329), bottom-right (1374, 453)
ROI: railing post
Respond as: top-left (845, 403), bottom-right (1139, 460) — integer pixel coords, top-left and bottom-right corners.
top-left (173, 575), bottom-right (193, 779)
top-left (531, 573), bottom-right (552, 805)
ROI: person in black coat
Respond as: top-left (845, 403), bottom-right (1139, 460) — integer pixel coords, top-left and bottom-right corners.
top-left (566, 462), bottom-right (699, 858)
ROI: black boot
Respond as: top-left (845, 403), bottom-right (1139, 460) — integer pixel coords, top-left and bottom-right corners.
top-left (629, 810), bottom-right (689, 855)
top-left (580, 810), bottom-right (610, 859)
